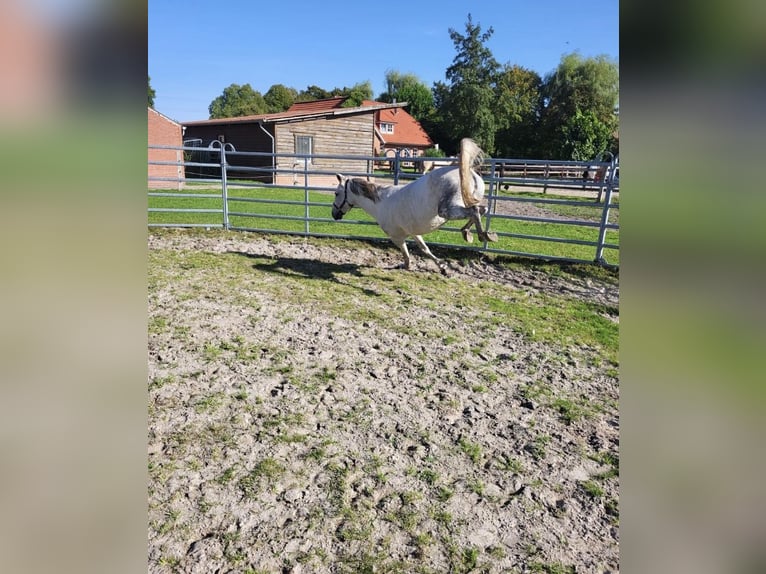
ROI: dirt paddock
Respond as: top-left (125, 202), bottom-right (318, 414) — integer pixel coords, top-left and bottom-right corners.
top-left (148, 229), bottom-right (619, 573)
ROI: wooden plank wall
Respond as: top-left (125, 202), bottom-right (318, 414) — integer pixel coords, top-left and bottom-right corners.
top-left (275, 114), bottom-right (374, 177)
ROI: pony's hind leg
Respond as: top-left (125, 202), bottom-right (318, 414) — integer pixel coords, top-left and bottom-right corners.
top-left (460, 220), bottom-right (475, 243)
top-left (440, 202), bottom-right (495, 244)
top-left (459, 206), bottom-right (497, 243)
top-left (470, 205), bottom-right (498, 242)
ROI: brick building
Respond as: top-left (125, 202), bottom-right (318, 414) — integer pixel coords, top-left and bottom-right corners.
top-left (148, 107), bottom-right (184, 189)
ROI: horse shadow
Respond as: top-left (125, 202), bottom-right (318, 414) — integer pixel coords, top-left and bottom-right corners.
top-left (227, 251), bottom-right (387, 297)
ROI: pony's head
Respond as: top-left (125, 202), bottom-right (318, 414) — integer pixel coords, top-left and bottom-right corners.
top-left (332, 174), bottom-right (353, 220)
top-left (332, 175), bottom-right (380, 220)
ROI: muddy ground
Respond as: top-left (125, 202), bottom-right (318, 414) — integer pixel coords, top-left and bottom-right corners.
top-left (148, 227), bottom-right (619, 574)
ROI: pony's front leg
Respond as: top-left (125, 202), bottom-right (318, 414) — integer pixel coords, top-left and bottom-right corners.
top-left (413, 235), bottom-right (448, 274)
top-left (390, 237), bottom-right (412, 269)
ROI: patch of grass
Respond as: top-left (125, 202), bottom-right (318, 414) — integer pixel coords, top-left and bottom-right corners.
top-left (529, 561), bottom-right (576, 574)
top-left (149, 375), bottom-right (174, 391)
top-left (590, 451), bottom-right (620, 479)
top-left (194, 392), bottom-right (225, 413)
top-left (238, 458), bottom-right (285, 497)
top-left (580, 479), bottom-right (604, 499)
top-left (525, 434), bottom-right (551, 461)
top-left (436, 486), bottom-right (454, 502)
top-left (461, 547), bottom-right (479, 571)
top-left (217, 466), bottom-right (236, 485)
top-left (418, 469), bottom-right (439, 486)
top-left (157, 556), bottom-right (182, 569)
top-left (148, 315), bottom-right (168, 335)
top-left (550, 397), bottom-right (589, 425)
top-left (457, 438), bottom-right (482, 464)
top-left (497, 454), bottom-right (523, 473)
top-left (233, 386), bottom-right (248, 401)
top-left (276, 432), bottom-right (308, 444)
top-left (486, 294), bottom-right (618, 364)
top-left (326, 463), bottom-right (350, 511)
top-left (605, 497), bottom-right (619, 522)
top-left (519, 380), bottom-right (554, 403)
top-left (336, 518), bottom-right (373, 542)
top-left (467, 479), bottom-right (485, 497)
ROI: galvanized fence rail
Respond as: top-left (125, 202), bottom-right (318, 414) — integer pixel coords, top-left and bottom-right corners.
top-left (149, 145), bottom-right (619, 267)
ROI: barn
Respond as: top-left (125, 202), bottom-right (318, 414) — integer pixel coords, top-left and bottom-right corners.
top-left (181, 97), bottom-right (433, 187)
top-left (148, 107), bottom-right (184, 189)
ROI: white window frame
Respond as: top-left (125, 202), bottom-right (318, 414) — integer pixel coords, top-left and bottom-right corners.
top-left (379, 122), bottom-right (394, 134)
top-left (295, 135), bottom-right (313, 163)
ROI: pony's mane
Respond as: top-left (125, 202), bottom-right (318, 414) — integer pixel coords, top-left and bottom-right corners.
top-left (350, 178), bottom-right (380, 203)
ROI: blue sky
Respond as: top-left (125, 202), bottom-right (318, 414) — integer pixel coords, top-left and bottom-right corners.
top-left (149, 0), bottom-right (618, 123)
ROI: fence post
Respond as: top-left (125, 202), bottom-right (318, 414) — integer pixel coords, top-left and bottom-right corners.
top-left (483, 157), bottom-right (497, 247)
top-left (220, 145), bottom-right (229, 230)
top-left (594, 169), bottom-right (615, 265)
top-left (393, 149), bottom-right (401, 185)
top-left (303, 158), bottom-right (310, 235)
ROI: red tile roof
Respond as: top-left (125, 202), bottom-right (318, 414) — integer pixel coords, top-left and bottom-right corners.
top-left (364, 101), bottom-right (433, 148)
top-left (183, 98), bottom-right (400, 126)
top-left (287, 96), bottom-right (346, 112)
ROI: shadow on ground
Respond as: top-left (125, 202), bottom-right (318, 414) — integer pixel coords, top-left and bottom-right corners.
top-left (228, 251), bottom-right (391, 297)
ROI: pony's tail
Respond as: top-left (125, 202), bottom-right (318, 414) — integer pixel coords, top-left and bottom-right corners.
top-left (458, 138), bottom-right (484, 207)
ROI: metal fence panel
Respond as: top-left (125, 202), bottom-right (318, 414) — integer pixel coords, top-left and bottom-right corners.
top-left (149, 145), bottom-right (619, 267)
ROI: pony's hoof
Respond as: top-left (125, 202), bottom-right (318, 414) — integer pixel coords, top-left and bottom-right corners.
top-left (462, 229), bottom-right (474, 243)
top-left (486, 232), bottom-right (499, 242)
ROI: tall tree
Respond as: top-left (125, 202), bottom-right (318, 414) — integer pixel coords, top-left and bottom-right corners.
top-left (148, 76), bottom-right (155, 108)
top-left (434, 14), bottom-right (501, 153)
top-left (539, 53), bottom-right (619, 159)
top-left (208, 83), bottom-right (267, 119)
top-left (296, 85), bottom-right (331, 102)
top-left (379, 70), bottom-right (435, 121)
top-left (493, 64), bottom-right (543, 158)
top-left (264, 84), bottom-right (298, 113)
top-left (338, 81), bottom-right (373, 107)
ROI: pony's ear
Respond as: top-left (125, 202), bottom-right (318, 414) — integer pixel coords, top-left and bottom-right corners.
top-left (336, 173), bottom-right (344, 183)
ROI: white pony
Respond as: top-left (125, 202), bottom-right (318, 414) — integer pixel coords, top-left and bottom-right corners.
top-left (332, 138), bottom-right (497, 273)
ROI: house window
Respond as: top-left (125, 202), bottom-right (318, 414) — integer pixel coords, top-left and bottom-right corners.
top-left (380, 122), bottom-right (394, 134)
top-left (296, 135), bottom-right (313, 162)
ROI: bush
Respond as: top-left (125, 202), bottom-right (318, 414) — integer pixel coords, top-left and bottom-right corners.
top-left (422, 147), bottom-right (446, 158)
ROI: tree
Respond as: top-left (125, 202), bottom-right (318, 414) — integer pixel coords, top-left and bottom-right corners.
top-left (379, 70), bottom-right (435, 121)
top-left (208, 83), bottom-right (267, 119)
top-left (493, 64), bottom-right (543, 158)
top-left (339, 81), bottom-right (373, 107)
top-left (264, 84), bottom-right (298, 113)
top-left (148, 76), bottom-right (155, 108)
top-left (539, 53), bottom-right (619, 159)
top-left (434, 14), bottom-right (501, 153)
top-left (296, 85), bottom-right (331, 102)
top-left (560, 109), bottom-right (612, 161)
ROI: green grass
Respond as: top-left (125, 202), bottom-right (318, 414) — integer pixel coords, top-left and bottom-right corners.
top-left (149, 185), bottom-right (619, 265)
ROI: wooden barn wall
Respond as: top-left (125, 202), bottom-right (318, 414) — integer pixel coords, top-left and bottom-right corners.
top-left (274, 114), bottom-right (374, 185)
top-left (183, 114), bottom-right (376, 186)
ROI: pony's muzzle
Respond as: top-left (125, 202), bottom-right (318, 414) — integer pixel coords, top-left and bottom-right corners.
top-left (332, 208), bottom-right (343, 220)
